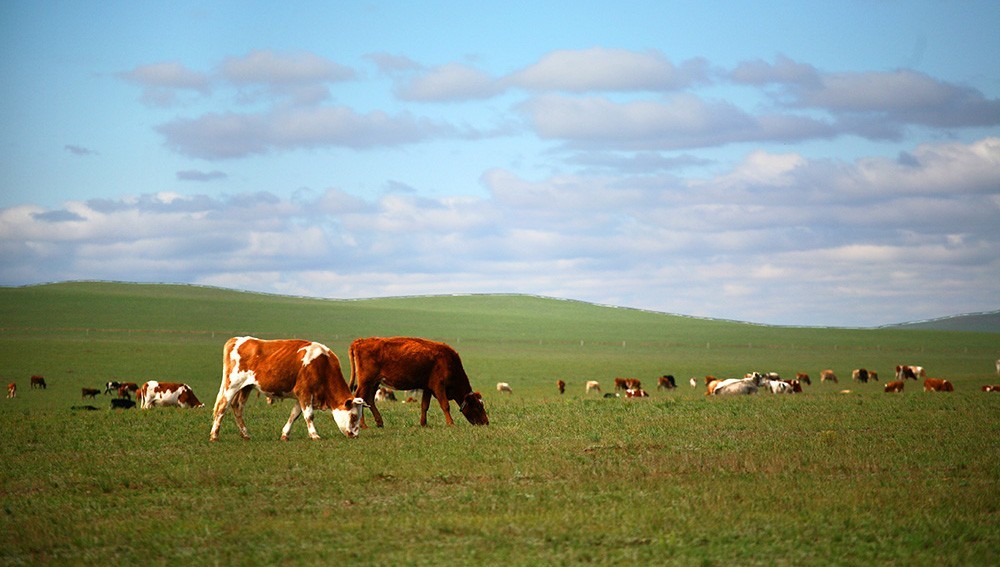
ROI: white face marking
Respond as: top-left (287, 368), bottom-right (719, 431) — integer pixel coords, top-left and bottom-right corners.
top-left (299, 342), bottom-right (332, 367)
top-left (332, 398), bottom-right (364, 438)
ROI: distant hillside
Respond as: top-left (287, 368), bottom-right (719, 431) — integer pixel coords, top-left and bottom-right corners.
top-left (885, 311), bottom-right (1000, 333)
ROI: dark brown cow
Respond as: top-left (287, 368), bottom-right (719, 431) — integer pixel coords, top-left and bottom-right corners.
top-left (614, 377), bottom-right (641, 391)
top-left (657, 375), bottom-right (676, 390)
top-left (30, 375), bottom-right (46, 389)
top-left (852, 369), bottom-right (870, 383)
top-left (923, 378), bottom-right (954, 392)
top-left (795, 373), bottom-right (811, 386)
top-left (556, 379), bottom-right (566, 394)
top-left (884, 380), bottom-right (905, 393)
top-left (210, 337), bottom-right (365, 441)
top-left (349, 336), bottom-right (488, 428)
top-left (81, 387), bottom-right (100, 399)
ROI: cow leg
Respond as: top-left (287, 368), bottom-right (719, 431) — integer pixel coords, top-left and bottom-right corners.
top-left (230, 386), bottom-right (253, 440)
top-left (281, 402), bottom-right (304, 440)
top-left (419, 389), bottom-right (433, 426)
top-left (300, 403), bottom-right (321, 440)
top-left (209, 389), bottom-right (231, 442)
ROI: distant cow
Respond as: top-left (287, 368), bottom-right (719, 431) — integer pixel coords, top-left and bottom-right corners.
top-left (374, 387), bottom-right (397, 402)
top-left (923, 378), bottom-right (954, 392)
top-left (868, 370), bottom-right (879, 382)
top-left (884, 380), bottom-right (905, 393)
top-left (119, 382), bottom-right (139, 396)
top-left (713, 373), bottom-right (766, 396)
top-left (496, 382), bottom-right (513, 394)
top-left (139, 381), bottom-right (204, 409)
top-left (349, 336), bottom-right (488, 428)
top-left (820, 370), bottom-right (837, 383)
top-left (852, 369), bottom-right (869, 383)
top-left (895, 365), bottom-right (925, 381)
top-left (81, 388), bottom-right (100, 399)
top-left (110, 399), bottom-right (136, 409)
top-left (782, 379), bottom-right (803, 393)
top-left (795, 373), bottom-right (811, 386)
top-left (982, 385), bottom-right (1000, 392)
top-left (657, 375), bottom-right (676, 390)
top-left (585, 381), bottom-right (601, 394)
top-left (211, 337), bottom-right (366, 441)
top-left (556, 379), bottom-right (566, 394)
top-left (6, 383), bottom-right (15, 398)
top-left (764, 379), bottom-right (795, 394)
top-left (996, 358), bottom-right (1000, 376)
top-left (30, 375), bottom-right (46, 389)
top-left (104, 381), bottom-right (122, 394)
top-left (625, 388), bottom-right (649, 398)
top-left (689, 377), bottom-right (697, 388)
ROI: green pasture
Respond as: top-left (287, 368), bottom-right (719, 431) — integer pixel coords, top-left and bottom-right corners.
top-left (1, 282), bottom-right (998, 564)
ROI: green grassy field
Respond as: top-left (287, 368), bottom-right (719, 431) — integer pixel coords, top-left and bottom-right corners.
top-left (1, 282), bottom-right (998, 564)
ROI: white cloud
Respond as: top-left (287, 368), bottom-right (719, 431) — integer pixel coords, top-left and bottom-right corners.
top-left (509, 48), bottom-right (707, 92)
top-left (2, 138), bottom-right (997, 326)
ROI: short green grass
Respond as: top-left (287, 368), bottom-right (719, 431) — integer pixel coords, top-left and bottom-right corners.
top-left (1, 283), bottom-right (998, 564)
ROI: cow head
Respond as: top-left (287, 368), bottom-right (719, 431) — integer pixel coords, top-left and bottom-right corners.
top-left (459, 392), bottom-right (489, 425)
top-left (332, 397), bottom-right (366, 438)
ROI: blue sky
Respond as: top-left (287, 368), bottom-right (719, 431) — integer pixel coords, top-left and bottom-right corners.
top-left (1, 1), bottom-right (998, 326)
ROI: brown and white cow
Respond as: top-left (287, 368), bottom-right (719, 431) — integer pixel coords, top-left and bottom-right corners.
top-left (556, 379), bottom-right (566, 394)
top-left (6, 383), bottom-right (15, 398)
top-left (852, 369), bottom-right (870, 383)
top-left (884, 380), bottom-right (905, 393)
top-left (496, 382), bottom-right (513, 394)
top-left (211, 337), bottom-right (365, 441)
top-left (585, 380), bottom-right (601, 394)
top-left (895, 365), bottom-right (925, 381)
top-left (349, 337), bottom-right (488, 428)
top-left (657, 375), bottom-right (676, 390)
top-left (795, 373), bottom-right (811, 386)
top-left (30, 375), bottom-right (46, 389)
top-left (923, 378), bottom-right (954, 392)
top-left (139, 381), bottom-right (204, 409)
top-left (982, 385), bottom-right (1000, 392)
top-left (820, 370), bottom-right (837, 383)
top-left (625, 388), bottom-right (649, 398)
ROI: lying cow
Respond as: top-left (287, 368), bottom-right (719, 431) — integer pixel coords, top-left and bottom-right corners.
top-left (139, 381), bottom-right (204, 409)
top-left (211, 337), bottom-right (366, 441)
top-left (625, 388), bottom-right (649, 398)
top-left (884, 380), bottom-right (905, 393)
top-left (923, 378), bottom-right (954, 392)
top-left (349, 336), bottom-right (488, 428)
top-left (110, 398), bottom-right (136, 410)
top-left (764, 379), bottom-right (795, 394)
top-left (713, 372), bottom-right (766, 396)
top-left (982, 385), bottom-right (1000, 392)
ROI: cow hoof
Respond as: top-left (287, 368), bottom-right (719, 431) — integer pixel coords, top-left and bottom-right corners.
top-left (280, 435), bottom-right (289, 441)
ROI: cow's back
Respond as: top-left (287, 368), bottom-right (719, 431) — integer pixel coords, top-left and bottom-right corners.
top-left (352, 337), bottom-right (469, 393)
top-left (227, 337), bottom-right (347, 409)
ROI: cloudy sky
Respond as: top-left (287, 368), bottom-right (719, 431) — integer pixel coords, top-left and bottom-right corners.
top-left (2, 1), bottom-right (998, 327)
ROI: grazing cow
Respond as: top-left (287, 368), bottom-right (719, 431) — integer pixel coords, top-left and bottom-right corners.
top-left (374, 387), bottom-right (397, 402)
top-left (139, 381), bottom-right (204, 409)
top-left (895, 365), bottom-right (925, 381)
top-left (869, 370), bottom-right (879, 382)
top-left (923, 378), bottom-right (954, 392)
top-left (820, 370), bottom-right (837, 383)
top-left (211, 337), bottom-right (366, 441)
top-left (713, 373), bottom-right (766, 396)
top-left (657, 375), bottom-right (676, 390)
top-left (982, 385), bottom-right (1000, 392)
top-left (118, 382), bottom-right (139, 396)
top-left (30, 375), bottom-right (46, 389)
top-left (496, 382), bottom-right (513, 394)
top-left (689, 377), bottom-right (697, 388)
top-left (625, 388), bottom-right (649, 398)
top-left (349, 336), bottom-right (488, 428)
top-left (556, 379), bottom-right (566, 394)
top-left (110, 398), bottom-right (136, 409)
top-left (585, 380), bottom-right (601, 394)
top-left (795, 373), bottom-right (811, 386)
top-left (104, 381), bottom-right (122, 394)
top-left (852, 369), bottom-right (870, 383)
top-left (7, 383), bottom-right (15, 398)
top-left (884, 380), bottom-right (905, 393)
top-left (81, 387), bottom-right (100, 399)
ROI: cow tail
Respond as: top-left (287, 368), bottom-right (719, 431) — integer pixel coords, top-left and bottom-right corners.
top-left (348, 341), bottom-right (358, 392)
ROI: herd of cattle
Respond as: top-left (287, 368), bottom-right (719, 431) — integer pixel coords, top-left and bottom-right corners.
top-left (6, 338), bottom-right (1000, 442)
